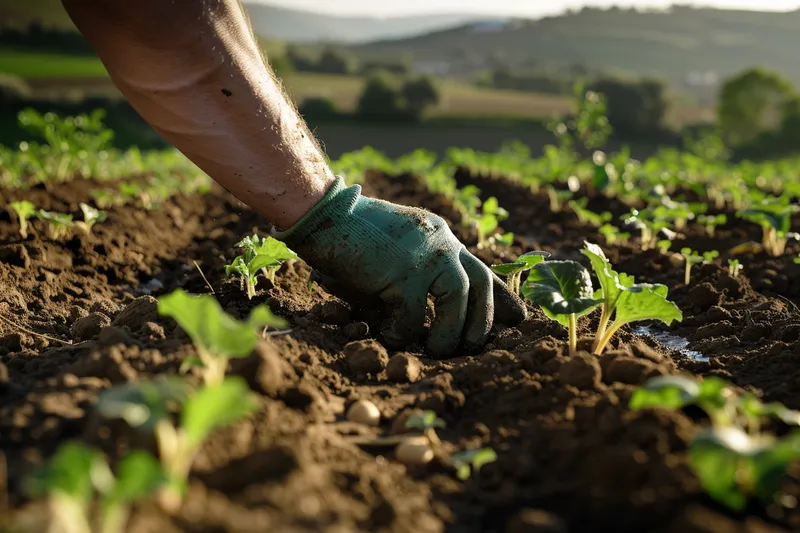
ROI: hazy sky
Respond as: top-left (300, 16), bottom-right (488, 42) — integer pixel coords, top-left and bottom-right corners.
top-left (255, 0), bottom-right (800, 17)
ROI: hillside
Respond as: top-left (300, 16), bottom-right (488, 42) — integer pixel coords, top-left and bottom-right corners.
top-left (356, 6), bottom-right (800, 83)
top-left (0, 0), bottom-right (487, 43)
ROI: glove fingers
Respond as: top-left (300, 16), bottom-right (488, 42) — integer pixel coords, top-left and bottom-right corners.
top-left (492, 271), bottom-right (528, 325)
top-left (427, 261), bottom-right (469, 358)
top-left (379, 284), bottom-right (427, 349)
top-left (459, 249), bottom-right (494, 353)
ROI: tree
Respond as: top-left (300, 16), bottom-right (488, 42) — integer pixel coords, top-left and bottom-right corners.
top-left (718, 67), bottom-right (795, 148)
top-left (317, 47), bottom-right (355, 75)
top-left (401, 76), bottom-right (440, 119)
top-left (590, 76), bottom-right (668, 136)
top-left (356, 73), bottom-right (404, 120)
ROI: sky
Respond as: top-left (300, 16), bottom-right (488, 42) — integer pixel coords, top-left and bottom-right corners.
top-left (253, 0), bottom-right (800, 18)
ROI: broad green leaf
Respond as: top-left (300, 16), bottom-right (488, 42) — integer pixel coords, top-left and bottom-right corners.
top-left (477, 214), bottom-right (498, 236)
top-left (225, 256), bottom-right (248, 278)
top-left (738, 203), bottom-right (798, 233)
top-left (581, 242), bottom-right (630, 314)
top-left (26, 442), bottom-right (101, 502)
top-left (10, 200), bottom-right (35, 218)
top-left (253, 236), bottom-right (298, 262)
top-left (688, 427), bottom-right (752, 510)
top-left (157, 289), bottom-right (286, 359)
top-left (629, 375), bottom-right (701, 411)
top-left (96, 379), bottom-right (188, 432)
top-left (181, 377), bottom-right (257, 447)
top-left (752, 432), bottom-right (800, 502)
top-left (494, 232), bottom-right (514, 247)
top-left (451, 448), bottom-right (498, 480)
top-left (697, 377), bottom-right (736, 412)
top-left (105, 451), bottom-right (165, 503)
top-left (522, 260), bottom-right (603, 327)
top-left (248, 254), bottom-right (282, 273)
top-left (614, 283), bottom-right (682, 327)
top-left (490, 252), bottom-right (550, 276)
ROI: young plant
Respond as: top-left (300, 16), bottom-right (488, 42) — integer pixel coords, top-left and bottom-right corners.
top-left (449, 448), bottom-right (498, 481)
top-left (598, 224), bottom-right (630, 246)
top-left (36, 209), bottom-right (74, 240)
top-left (581, 242), bottom-right (634, 352)
top-left (728, 259), bottom-right (743, 277)
top-left (491, 251), bottom-right (551, 295)
top-left (522, 260), bottom-right (603, 355)
top-left (234, 234), bottom-right (298, 284)
top-left (698, 214), bottom-right (727, 238)
top-left (681, 248), bottom-right (719, 285)
top-left (405, 410), bottom-right (446, 447)
top-left (737, 202), bottom-right (800, 257)
top-left (9, 200), bottom-right (35, 238)
top-left (75, 203), bottom-right (107, 234)
top-left (157, 289), bottom-right (286, 386)
top-left (568, 197), bottom-right (612, 228)
top-left (25, 443), bottom-right (164, 533)
top-left (96, 377), bottom-right (256, 509)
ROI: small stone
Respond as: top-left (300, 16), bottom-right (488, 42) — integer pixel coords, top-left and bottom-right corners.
top-left (317, 301), bottom-right (352, 326)
top-left (395, 437), bottom-right (433, 466)
top-left (629, 340), bottom-right (664, 363)
top-left (346, 399), bottom-right (381, 426)
top-left (343, 322), bottom-right (370, 341)
top-left (70, 313), bottom-right (111, 342)
top-left (506, 509), bottom-right (567, 533)
top-left (230, 340), bottom-right (295, 397)
top-left (90, 299), bottom-right (120, 316)
top-left (95, 326), bottom-right (136, 347)
top-left (112, 296), bottom-right (158, 330)
top-left (387, 353), bottom-right (422, 383)
top-left (344, 340), bottom-right (389, 376)
top-left (558, 352), bottom-right (601, 390)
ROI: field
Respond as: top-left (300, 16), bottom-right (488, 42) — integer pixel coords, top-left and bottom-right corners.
top-left (0, 48), bottom-right (107, 79)
top-left (3, 104), bottom-right (800, 533)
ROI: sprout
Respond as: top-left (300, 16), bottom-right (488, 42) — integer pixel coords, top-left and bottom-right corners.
top-left (157, 289), bottom-right (286, 386)
top-left (737, 202), bottom-right (800, 257)
top-left (698, 214), bottom-right (727, 238)
top-left (25, 443), bottom-right (164, 533)
top-left (449, 448), bottom-right (498, 481)
top-left (522, 260), bottom-right (603, 355)
top-left (681, 248), bottom-right (718, 285)
top-left (490, 251), bottom-right (551, 295)
top-left (97, 377), bottom-right (257, 508)
top-left (227, 235), bottom-right (297, 298)
top-left (728, 259), bottom-right (743, 277)
top-left (598, 224), bottom-right (630, 246)
top-left (405, 410), bottom-right (446, 447)
top-left (9, 200), bottom-right (36, 238)
top-left (568, 197), bottom-right (612, 228)
top-left (75, 203), bottom-right (107, 234)
top-left (36, 209), bottom-right (74, 240)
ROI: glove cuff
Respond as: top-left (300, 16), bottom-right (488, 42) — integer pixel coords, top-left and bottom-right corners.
top-left (273, 176), bottom-right (358, 245)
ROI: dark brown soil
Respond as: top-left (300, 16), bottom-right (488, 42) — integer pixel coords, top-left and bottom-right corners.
top-left (2, 169), bottom-right (800, 533)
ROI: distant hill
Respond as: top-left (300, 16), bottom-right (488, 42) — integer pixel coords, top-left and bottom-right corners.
top-left (356, 6), bottom-right (800, 84)
top-left (0, 0), bottom-right (490, 43)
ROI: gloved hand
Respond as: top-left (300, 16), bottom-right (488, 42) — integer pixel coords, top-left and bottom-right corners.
top-left (275, 177), bottom-right (527, 358)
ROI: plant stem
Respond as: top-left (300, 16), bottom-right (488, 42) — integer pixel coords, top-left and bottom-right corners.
top-left (684, 262), bottom-right (692, 285)
top-left (593, 305), bottom-right (611, 352)
top-left (593, 321), bottom-right (624, 355)
top-left (246, 278), bottom-right (255, 300)
top-left (100, 502), bottom-right (128, 533)
top-left (568, 313), bottom-right (577, 356)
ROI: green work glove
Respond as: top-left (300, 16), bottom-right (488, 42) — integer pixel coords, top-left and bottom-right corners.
top-left (275, 177), bottom-right (527, 358)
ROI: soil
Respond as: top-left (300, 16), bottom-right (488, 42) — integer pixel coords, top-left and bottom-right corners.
top-left (2, 168), bottom-right (800, 533)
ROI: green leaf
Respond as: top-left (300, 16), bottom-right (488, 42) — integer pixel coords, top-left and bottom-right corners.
top-left (405, 410), bottom-right (446, 430)
top-left (740, 394), bottom-right (800, 426)
top-left (157, 289), bottom-right (287, 360)
top-left (104, 451), bottom-right (165, 503)
top-left (26, 442), bottom-right (102, 502)
top-left (581, 242), bottom-right (632, 315)
top-left (522, 260), bottom-right (603, 327)
top-left (179, 356), bottom-right (205, 374)
top-left (494, 232), bottom-right (514, 247)
top-left (248, 254), bottom-right (281, 273)
top-left (688, 427), bottom-right (753, 511)
top-left (36, 209), bottom-right (73, 226)
top-left (450, 448), bottom-right (498, 480)
top-left (613, 283), bottom-right (683, 328)
top-left (490, 252), bottom-right (550, 277)
top-left (477, 213), bottom-right (498, 236)
top-left (80, 203), bottom-right (106, 225)
top-left (96, 379), bottom-right (188, 432)
top-left (10, 200), bottom-right (36, 218)
top-left (629, 375), bottom-right (701, 411)
top-left (253, 236), bottom-right (298, 262)
top-left (181, 377), bottom-right (257, 447)
top-left (225, 256), bottom-right (248, 278)
top-left (752, 432), bottom-right (800, 502)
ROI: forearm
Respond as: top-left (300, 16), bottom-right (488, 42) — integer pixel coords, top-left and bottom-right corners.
top-left (62, 0), bottom-right (334, 228)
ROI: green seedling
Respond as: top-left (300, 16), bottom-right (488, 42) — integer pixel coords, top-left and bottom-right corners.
top-left (522, 260), bottom-right (603, 355)
top-left (737, 202), bottom-right (800, 257)
top-left (681, 248), bottom-right (719, 285)
top-left (698, 214), bottom-right (727, 238)
top-left (568, 197), bottom-right (612, 228)
top-left (157, 289), bottom-right (286, 386)
top-left (235, 234), bottom-right (298, 284)
top-left (656, 239), bottom-right (672, 252)
top-left (467, 196), bottom-right (509, 249)
top-left (25, 443), bottom-right (164, 533)
top-left (545, 185), bottom-right (573, 213)
top-left (89, 189), bottom-right (123, 210)
top-left (9, 200), bottom-right (35, 238)
top-left (728, 259), bottom-right (744, 277)
top-left (493, 232), bottom-right (514, 247)
top-left (405, 410), bottom-right (446, 447)
top-left (96, 377), bottom-right (256, 509)
top-left (491, 251), bottom-right (551, 295)
top-left (449, 448), bottom-right (498, 481)
top-left (75, 203), bottom-right (107, 234)
top-left (794, 255), bottom-right (800, 265)
top-left (598, 224), bottom-right (630, 246)
top-left (36, 209), bottom-right (74, 240)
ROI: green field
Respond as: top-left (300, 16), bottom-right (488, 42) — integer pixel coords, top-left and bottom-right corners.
top-left (0, 47), bottom-right (107, 78)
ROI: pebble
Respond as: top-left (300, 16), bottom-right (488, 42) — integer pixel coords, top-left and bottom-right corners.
top-left (386, 353), bottom-right (422, 383)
